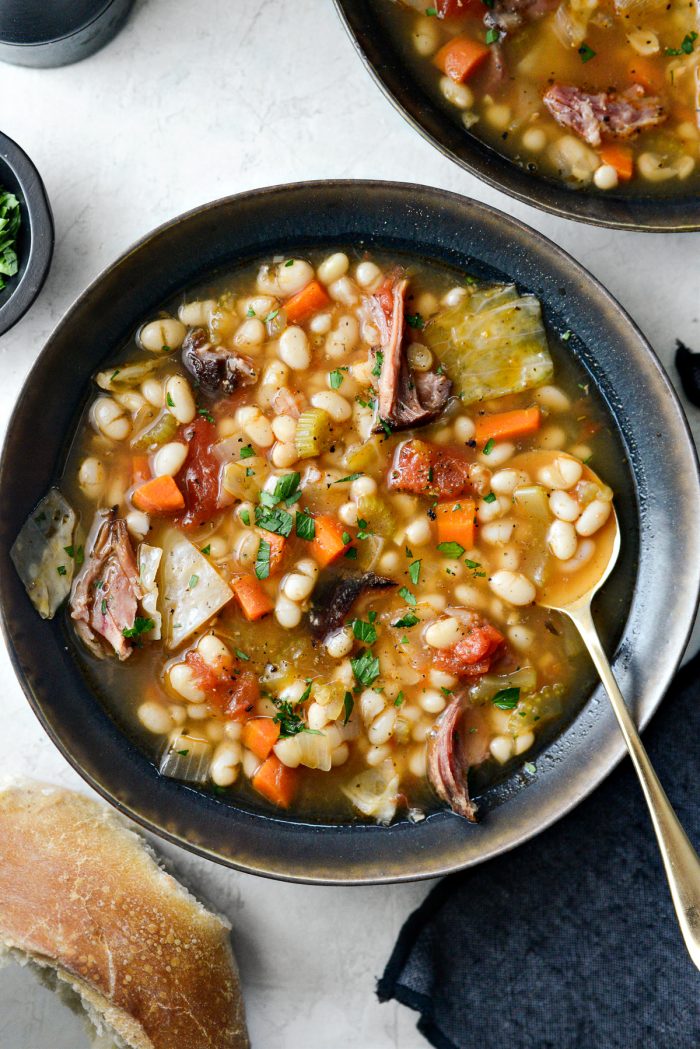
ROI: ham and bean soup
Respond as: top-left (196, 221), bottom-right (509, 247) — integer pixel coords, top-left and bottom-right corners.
top-left (12, 249), bottom-right (619, 824)
top-left (385, 0), bottom-right (699, 191)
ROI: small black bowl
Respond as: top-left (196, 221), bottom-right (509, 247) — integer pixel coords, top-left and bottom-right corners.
top-left (0, 132), bottom-right (53, 337)
top-left (0, 0), bottom-right (134, 68)
top-left (333, 0), bottom-right (700, 233)
top-left (1, 182), bottom-right (698, 883)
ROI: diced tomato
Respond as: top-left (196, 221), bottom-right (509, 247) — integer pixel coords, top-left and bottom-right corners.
top-left (389, 439), bottom-right (474, 499)
top-left (435, 620), bottom-right (505, 678)
top-left (437, 0), bottom-right (484, 16)
top-left (185, 651), bottom-right (259, 720)
top-left (176, 417), bottom-right (221, 529)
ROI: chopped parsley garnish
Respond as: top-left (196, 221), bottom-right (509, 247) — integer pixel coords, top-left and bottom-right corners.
top-left (486, 27), bottom-right (501, 43)
top-left (398, 586), bottom-right (417, 606)
top-left (392, 611), bottom-right (419, 629)
top-left (0, 189), bottom-right (20, 291)
top-left (562, 330), bottom-right (572, 341)
top-left (394, 690), bottom-right (405, 707)
top-left (524, 761), bottom-right (537, 775)
top-left (372, 350), bottom-right (384, 378)
top-left (110, 369), bottom-right (121, 383)
top-left (492, 686), bottom-right (521, 710)
top-left (265, 309), bottom-right (280, 323)
top-left (255, 538), bottom-right (271, 579)
top-left (273, 699), bottom-right (305, 737)
top-left (351, 649), bottom-right (381, 688)
top-left (240, 444), bottom-right (255, 459)
top-left (425, 5), bottom-right (437, 14)
top-left (201, 544), bottom-right (211, 555)
top-left (665, 30), bottom-right (697, 55)
top-left (64, 544), bottom-right (84, 566)
top-left (329, 368), bottom-right (344, 389)
top-left (352, 612), bottom-right (377, 646)
top-left (176, 749), bottom-right (189, 757)
top-left (408, 559), bottom-right (421, 585)
top-left (188, 574), bottom-right (199, 590)
top-left (343, 691), bottom-right (354, 725)
top-left (342, 531), bottom-right (352, 545)
top-left (101, 598), bottom-right (108, 614)
top-left (577, 42), bottom-right (596, 62)
top-left (482, 437), bottom-right (495, 455)
top-left (235, 648), bottom-right (250, 661)
top-left (122, 616), bottom-right (155, 639)
top-left (240, 509), bottom-right (251, 526)
top-left (255, 504), bottom-right (294, 537)
top-left (245, 467), bottom-right (255, 477)
top-left (440, 686), bottom-right (453, 698)
top-left (465, 558), bottom-right (481, 570)
top-left (406, 312), bottom-right (425, 330)
top-left (296, 510), bottom-right (316, 540)
top-left (166, 393), bottom-right (175, 408)
top-left (198, 407), bottom-right (215, 423)
top-left (334, 472), bottom-right (362, 484)
top-left (344, 547), bottom-right (358, 560)
top-left (483, 492), bottom-right (497, 504)
top-left (379, 418), bottom-right (393, 437)
top-left (356, 518), bottom-right (372, 540)
top-left (246, 306), bottom-right (256, 317)
top-left (284, 259), bottom-right (294, 267)
top-left (437, 541), bottom-right (465, 559)
top-left (56, 565), bottom-right (67, 576)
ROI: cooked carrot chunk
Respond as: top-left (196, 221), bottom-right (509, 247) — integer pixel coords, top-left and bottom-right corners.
top-left (284, 280), bottom-right (330, 324)
top-left (475, 407), bottom-right (541, 445)
top-left (252, 755), bottom-right (297, 808)
top-left (232, 575), bottom-right (274, 621)
top-left (243, 718), bottom-right (280, 760)
top-left (599, 144), bottom-right (634, 182)
top-left (434, 35), bottom-right (490, 83)
top-left (132, 475), bottom-right (185, 514)
top-left (310, 514), bottom-right (351, 568)
top-left (436, 500), bottom-right (476, 548)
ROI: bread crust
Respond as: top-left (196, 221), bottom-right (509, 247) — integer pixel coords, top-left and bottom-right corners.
top-left (0, 784), bottom-right (249, 1049)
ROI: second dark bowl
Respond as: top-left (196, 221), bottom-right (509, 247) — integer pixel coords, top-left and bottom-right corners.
top-left (333, 0), bottom-right (700, 232)
top-left (1, 181), bottom-right (698, 882)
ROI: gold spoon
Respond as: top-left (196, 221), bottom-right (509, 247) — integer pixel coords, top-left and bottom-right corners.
top-left (516, 450), bottom-right (700, 969)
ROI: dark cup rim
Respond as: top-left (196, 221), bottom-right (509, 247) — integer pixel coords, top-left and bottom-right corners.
top-left (0, 132), bottom-right (53, 336)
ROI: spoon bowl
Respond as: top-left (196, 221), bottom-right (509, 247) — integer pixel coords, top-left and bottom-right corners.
top-left (516, 448), bottom-right (700, 969)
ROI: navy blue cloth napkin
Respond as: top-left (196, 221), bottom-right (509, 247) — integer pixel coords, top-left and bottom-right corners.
top-left (378, 652), bottom-right (700, 1049)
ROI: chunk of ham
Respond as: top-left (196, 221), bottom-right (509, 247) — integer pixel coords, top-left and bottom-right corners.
top-left (388, 439), bottom-right (491, 499)
top-left (543, 83), bottom-right (666, 148)
top-left (368, 277), bottom-right (451, 431)
top-left (181, 327), bottom-right (257, 397)
top-left (484, 0), bottom-right (558, 34)
top-left (427, 699), bottom-right (490, 821)
top-left (69, 510), bottom-right (143, 660)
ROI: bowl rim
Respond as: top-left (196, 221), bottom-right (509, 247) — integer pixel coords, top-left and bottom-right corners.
top-left (332, 0), bottom-right (700, 234)
top-left (1, 179), bottom-right (699, 884)
top-left (0, 131), bottom-right (54, 336)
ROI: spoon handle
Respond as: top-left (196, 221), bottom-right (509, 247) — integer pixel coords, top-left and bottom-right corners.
top-left (571, 602), bottom-right (700, 969)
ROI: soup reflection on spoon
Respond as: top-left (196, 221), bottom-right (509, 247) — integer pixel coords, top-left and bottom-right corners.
top-left (519, 450), bottom-right (700, 970)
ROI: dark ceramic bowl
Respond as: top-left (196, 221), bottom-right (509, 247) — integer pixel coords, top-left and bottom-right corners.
top-left (1, 181), bottom-right (698, 883)
top-left (333, 1), bottom-right (700, 233)
top-left (0, 132), bottom-right (53, 336)
top-left (0, 0), bottom-right (134, 68)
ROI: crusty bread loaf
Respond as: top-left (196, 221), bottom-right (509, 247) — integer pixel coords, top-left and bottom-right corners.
top-left (0, 783), bottom-right (249, 1049)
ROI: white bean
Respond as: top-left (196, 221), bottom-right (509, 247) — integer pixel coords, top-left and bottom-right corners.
top-left (141, 377), bottom-right (164, 406)
top-left (271, 441), bottom-right (298, 469)
top-left (481, 519), bottom-right (515, 545)
top-left (165, 375), bottom-right (196, 425)
top-left (277, 260), bottom-right (315, 297)
top-left (412, 15), bottom-right (439, 55)
top-left (283, 561), bottom-right (318, 602)
top-left (137, 701), bottom-right (173, 734)
top-left (311, 390), bottom-right (351, 422)
top-left (152, 441), bottom-right (188, 478)
top-left (366, 743), bottom-right (391, 767)
top-left (480, 441), bottom-right (514, 466)
top-left (355, 261), bottom-right (381, 288)
top-left (207, 536), bottom-right (230, 559)
top-left (514, 731), bottom-right (535, 755)
top-left (491, 469), bottom-right (529, 495)
top-left (534, 385), bottom-right (571, 413)
top-left (490, 735), bottom-right (514, 764)
top-left (405, 516), bottom-right (432, 546)
top-left (240, 407), bottom-right (274, 448)
top-left (522, 126), bottom-right (547, 153)
top-left (139, 317), bottom-right (186, 353)
top-left (317, 252), bottom-right (349, 285)
top-left (508, 625), bottom-right (535, 652)
top-left (537, 456), bottom-right (582, 490)
top-left (443, 286), bottom-right (467, 308)
top-left (494, 545), bottom-right (520, 571)
top-left (114, 390), bottom-right (146, 413)
top-left (477, 496), bottom-right (505, 523)
top-left (211, 741), bottom-right (242, 787)
top-left (429, 669), bottom-right (458, 689)
top-left (378, 550), bottom-right (400, 574)
top-left (274, 737), bottom-right (302, 768)
top-left (408, 745), bottom-right (427, 778)
top-left (419, 689), bottom-right (447, 714)
top-left (594, 164), bottom-right (619, 191)
top-left (271, 414), bottom-right (297, 443)
top-left (197, 633), bottom-right (233, 669)
top-left (279, 326), bottom-right (311, 370)
top-left (425, 616), bottom-right (462, 649)
top-left (550, 489), bottom-right (580, 522)
top-left (339, 501), bottom-right (359, 527)
top-left (92, 397), bottom-right (131, 441)
top-left (558, 538), bottom-right (595, 573)
top-left (310, 312), bottom-right (332, 334)
top-left (368, 708), bottom-right (397, 746)
top-left (79, 456), bottom-right (106, 500)
top-left (325, 626), bottom-right (354, 659)
top-left (407, 344), bottom-right (433, 372)
top-left (307, 702), bottom-right (329, 731)
top-left (187, 702), bottom-right (210, 720)
top-left (575, 499), bottom-right (611, 536)
top-left (328, 276), bottom-right (358, 305)
top-left (538, 425), bottom-right (567, 450)
top-left (350, 476), bottom-right (377, 500)
top-left (234, 318), bottom-right (266, 347)
top-left (360, 689), bottom-right (385, 725)
top-left (422, 593), bottom-right (447, 612)
top-left (548, 520), bottom-right (578, 560)
top-left (178, 299), bottom-right (215, 327)
top-left (262, 360), bottom-right (290, 388)
top-left (126, 510), bottom-right (150, 540)
top-left (169, 663), bottom-right (206, 703)
top-left (275, 594), bottom-right (302, 628)
top-left (489, 570), bottom-right (536, 607)
top-left (332, 743), bottom-right (350, 767)
top-left (440, 75), bottom-right (473, 109)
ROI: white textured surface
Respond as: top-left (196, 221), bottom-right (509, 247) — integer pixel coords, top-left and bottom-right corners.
top-left (0, 1), bottom-right (698, 1046)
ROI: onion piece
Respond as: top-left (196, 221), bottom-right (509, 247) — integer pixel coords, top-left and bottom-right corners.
top-left (342, 763), bottom-right (400, 824)
top-left (159, 733), bottom-right (211, 784)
